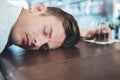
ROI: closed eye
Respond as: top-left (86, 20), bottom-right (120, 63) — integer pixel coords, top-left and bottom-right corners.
top-left (44, 26), bottom-right (52, 38)
top-left (44, 26), bottom-right (48, 36)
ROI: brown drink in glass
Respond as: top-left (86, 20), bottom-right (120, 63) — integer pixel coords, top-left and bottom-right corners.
top-left (94, 33), bottom-right (109, 42)
top-left (94, 22), bottom-right (109, 42)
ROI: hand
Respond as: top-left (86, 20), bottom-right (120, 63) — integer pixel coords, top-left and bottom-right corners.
top-left (80, 27), bottom-right (96, 40)
top-left (85, 28), bottom-right (96, 40)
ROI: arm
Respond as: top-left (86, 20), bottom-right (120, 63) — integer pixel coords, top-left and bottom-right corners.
top-left (79, 24), bottom-right (111, 40)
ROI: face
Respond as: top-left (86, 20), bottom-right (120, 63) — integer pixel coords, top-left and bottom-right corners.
top-left (10, 9), bottom-right (66, 51)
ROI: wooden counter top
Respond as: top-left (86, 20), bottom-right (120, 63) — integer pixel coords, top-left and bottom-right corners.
top-left (0, 41), bottom-right (120, 80)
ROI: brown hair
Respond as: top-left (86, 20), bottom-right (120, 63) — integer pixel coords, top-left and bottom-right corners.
top-left (45, 7), bottom-right (80, 48)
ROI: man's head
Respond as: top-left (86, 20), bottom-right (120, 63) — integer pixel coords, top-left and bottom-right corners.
top-left (10, 4), bottom-right (80, 51)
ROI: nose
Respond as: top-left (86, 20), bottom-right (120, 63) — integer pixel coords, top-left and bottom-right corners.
top-left (33, 37), bottom-right (49, 48)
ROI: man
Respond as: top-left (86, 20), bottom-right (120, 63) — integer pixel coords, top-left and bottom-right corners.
top-left (0, 0), bottom-right (112, 53)
top-left (0, 0), bottom-right (80, 53)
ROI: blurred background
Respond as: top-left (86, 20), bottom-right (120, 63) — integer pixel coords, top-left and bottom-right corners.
top-left (7, 0), bottom-right (120, 29)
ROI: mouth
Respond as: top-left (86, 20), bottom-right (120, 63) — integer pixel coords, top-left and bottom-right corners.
top-left (23, 33), bottom-right (29, 46)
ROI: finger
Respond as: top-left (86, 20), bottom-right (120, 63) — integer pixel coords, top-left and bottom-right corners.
top-left (86, 31), bottom-right (94, 38)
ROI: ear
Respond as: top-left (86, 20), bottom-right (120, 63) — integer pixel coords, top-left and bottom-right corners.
top-left (31, 4), bottom-right (47, 12)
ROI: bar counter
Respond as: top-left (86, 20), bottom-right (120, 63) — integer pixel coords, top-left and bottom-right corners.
top-left (0, 40), bottom-right (120, 80)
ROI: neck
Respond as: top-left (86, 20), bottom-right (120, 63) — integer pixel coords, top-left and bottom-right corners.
top-left (20, 8), bottom-right (31, 16)
top-left (12, 8), bottom-right (30, 28)
top-left (8, 8), bottom-right (30, 45)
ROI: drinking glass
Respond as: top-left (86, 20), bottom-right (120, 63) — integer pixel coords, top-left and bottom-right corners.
top-left (93, 21), bottom-right (110, 42)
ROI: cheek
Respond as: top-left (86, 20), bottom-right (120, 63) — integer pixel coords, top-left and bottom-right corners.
top-left (30, 25), bottom-right (43, 33)
top-left (11, 32), bottom-right (21, 45)
top-left (49, 42), bottom-right (61, 49)
top-left (32, 28), bottom-right (42, 36)
top-left (33, 29), bottom-right (45, 42)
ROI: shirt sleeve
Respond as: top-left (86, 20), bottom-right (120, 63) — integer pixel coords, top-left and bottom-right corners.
top-left (0, 0), bottom-right (22, 53)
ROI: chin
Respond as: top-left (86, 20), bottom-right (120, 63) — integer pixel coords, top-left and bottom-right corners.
top-left (11, 40), bottom-right (21, 47)
top-left (12, 36), bottom-right (22, 46)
